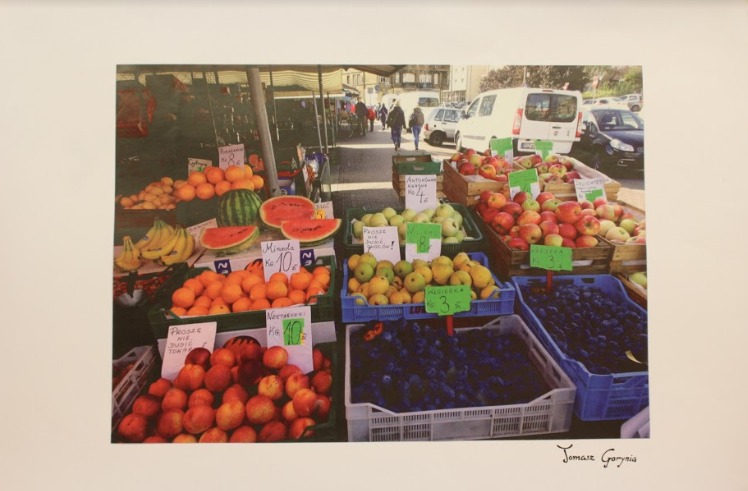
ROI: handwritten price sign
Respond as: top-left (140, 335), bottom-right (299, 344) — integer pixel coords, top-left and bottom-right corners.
top-left (187, 158), bottom-right (212, 174)
top-left (218, 144), bottom-right (245, 170)
top-left (363, 226), bottom-right (401, 264)
top-left (489, 137), bottom-right (514, 162)
top-left (508, 168), bottom-right (541, 199)
top-left (266, 306), bottom-right (313, 373)
top-left (261, 240), bottom-right (301, 281)
top-left (162, 322), bottom-right (217, 380)
top-left (534, 140), bottom-right (554, 160)
top-left (530, 244), bottom-right (573, 271)
top-left (425, 285), bottom-right (471, 316)
top-left (405, 222), bottom-right (442, 262)
top-left (405, 175), bottom-right (438, 212)
top-left (574, 178), bottom-right (606, 203)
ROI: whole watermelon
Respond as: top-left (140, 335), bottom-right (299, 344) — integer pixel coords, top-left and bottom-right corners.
top-left (217, 189), bottom-right (263, 227)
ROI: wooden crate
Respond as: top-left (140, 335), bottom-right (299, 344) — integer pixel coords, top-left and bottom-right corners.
top-left (513, 157), bottom-right (621, 202)
top-left (442, 160), bottom-right (506, 208)
top-left (599, 200), bottom-right (646, 274)
top-left (615, 272), bottom-right (647, 310)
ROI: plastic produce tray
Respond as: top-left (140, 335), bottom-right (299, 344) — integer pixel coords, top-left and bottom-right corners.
top-left (344, 315), bottom-right (576, 441)
top-left (512, 274), bottom-right (649, 421)
top-left (340, 252), bottom-right (514, 323)
top-left (341, 203), bottom-right (486, 257)
top-left (148, 256), bottom-right (335, 340)
top-left (112, 345), bottom-right (158, 432)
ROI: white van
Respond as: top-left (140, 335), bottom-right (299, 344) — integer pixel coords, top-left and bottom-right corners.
top-left (455, 87), bottom-right (583, 155)
top-left (382, 91), bottom-right (441, 124)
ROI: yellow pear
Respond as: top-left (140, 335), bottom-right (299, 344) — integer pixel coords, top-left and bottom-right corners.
top-left (347, 254), bottom-right (361, 271)
top-left (411, 290), bottom-right (426, 303)
top-left (480, 285), bottom-right (502, 300)
top-left (469, 265), bottom-right (495, 290)
top-left (414, 265), bottom-right (433, 284)
top-left (348, 277), bottom-right (361, 294)
top-left (368, 275), bottom-right (391, 296)
top-left (431, 263), bottom-right (455, 286)
top-left (452, 252), bottom-right (471, 269)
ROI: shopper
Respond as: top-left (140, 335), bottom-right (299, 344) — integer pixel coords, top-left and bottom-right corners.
top-left (367, 106), bottom-right (376, 132)
top-left (386, 101), bottom-right (406, 151)
top-left (379, 103), bottom-right (388, 131)
top-left (408, 107), bottom-right (425, 150)
top-left (354, 99), bottom-right (368, 137)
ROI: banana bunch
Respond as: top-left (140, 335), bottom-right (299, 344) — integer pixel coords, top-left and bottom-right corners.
top-left (160, 226), bottom-right (196, 266)
top-left (134, 217), bottom-right (174, 251)
top-left (114, 236), bottom-right (142, 272)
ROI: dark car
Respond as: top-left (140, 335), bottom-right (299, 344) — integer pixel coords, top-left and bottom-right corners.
top-left (572, 108), bottom-right (644, 176)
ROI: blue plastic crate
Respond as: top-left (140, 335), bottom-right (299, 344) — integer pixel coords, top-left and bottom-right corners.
top-left (512, 274), bottom-right (649, 422)
top-left (341, 252), bottom-right (515, 323)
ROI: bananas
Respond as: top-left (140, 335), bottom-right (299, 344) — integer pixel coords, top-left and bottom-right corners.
top-left (161, 227), bottom-right (196, 266)
top-left (134, 217), bottom-right (166, 250)
top-left (114, 236), bottom-right (142, 272)
top-left (120, 217), bottom-right (195, 269)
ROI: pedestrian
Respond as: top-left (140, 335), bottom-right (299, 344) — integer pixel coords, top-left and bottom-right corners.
top-left (379, 103), bottom-right (388, 131)
top-left (408, 106), bottom-right (425, 150)
top-left (354, 98), bottom-right (368, 137)
top-left (367, 105), bottom-right (376, 132)
top-left (386, 100), bottom-right (406, 151)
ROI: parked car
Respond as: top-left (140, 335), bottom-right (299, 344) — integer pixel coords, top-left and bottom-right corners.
top-left (423, 106), bottom-right (461, 146)
top-left (615, 93), bottom-right (643, 112)
top-left (571, 108), bottom-right (644, 176)
top-left (582, 97), bottom-right (630, 110)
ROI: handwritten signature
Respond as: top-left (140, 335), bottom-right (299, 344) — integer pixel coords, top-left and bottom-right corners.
top-left (557, 444), bottom-right (638, 468)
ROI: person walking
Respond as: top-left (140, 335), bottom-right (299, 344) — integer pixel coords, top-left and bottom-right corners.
top-left (367, 105), bottom-right (376, 132)
top-left (378, 103), bottom-right (388, 131)
top-left (408, 107), bottom-right (425, 150)
top-left (386, 101), bottom-right (406, 151)
top-left (354, 98), bottom-right (368, 137)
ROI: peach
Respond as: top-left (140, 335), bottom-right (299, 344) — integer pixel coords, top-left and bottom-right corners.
top-left (224, 336), bottom-right (264, 363)
top-left (216, 400), bottom-right (246, 431)
top-left (156, 408), bottom-right (184, 439)
top-left (237, 342), bottom-right (263, 363)
top-left (245, 395), bottom-right (276, 425)
top-left (161, 387), bottom-right (188, 411)
top-left (188, 388), bottom-right (215, 408)
top-left (311, 370), bottom-right (332, 395)
top-left (172, 433), bottom-right (197, 443)
top-left (292, 388), bottom-right (320, 417)
top-left (281, 400), bottom-right (299, 423)
top-left (148, 378), bottom-right (173, 398)
top-left (204, 364), bottom-right (232, 393)
top-left (237, 359), bottom-right (266, 388)
top-left (316, 394), bottom-right (331, 422)
top-left (278, 364), bottom-right (303, 382)
top-left (117, 413), bottom-right (149, 442)
top-left (183, 405), bottom-right (215, 435)
top-left (143, 435), bottom-right (168, 443)
top-left (131, 394), bottom-right (162, 419)
top-left (222, 383), bottom-right (250, 405)
top-left (184, 347), bottom-right (211, 369)
top-left (288, 417), bottom-right (316, 440)
top-left (262, 345), bottom-right (288, 370)
top-left (198, 427), bottom-right (228, 443)
top-left (210, 348), bottom-right (237, 368)
top-left (258, 421), bottom-right (287, 443)
top-left (173, 363), bottom-right (205, 391)
top-left (229, 425), bottom-right (257, 443)
top-left (322, 357), bottom-right (332, 371)
top-left (285, 373), bottom-right (310, 399)
top-left (230, 365), bottom-right (239, 384)
top-left (257, 374), bottom-right (285, 401)
top-left (312, 348), bottom-right (324, 371)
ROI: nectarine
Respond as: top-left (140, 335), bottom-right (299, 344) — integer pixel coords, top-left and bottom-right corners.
top-left (229, 425), bottom-right (257, 443)
top-left (156, 408), bottom-right (184, 439)
top-left (288, 417), bottom-right (316, 440)
top-left (262, 345), bottom-right (288, 370)
top-left (216, 400), bottom-right (245, 431)
top-left (147, 378), bottom-right (173, 398)
top-left (184, 347), bottom-right (211, 369)
top-left (292, 388), bottom-right (320, 417)
top-left (284, 373), bottom-right (310, 399)
top-left (161, 387), bottom-right (188, 411)
top-left (204, 363), bottom-right (232, 392)
top-left (210, 348), bottom-right (237, 368)
top-left (172, 433), bottom-right (197, 443)
top-left (258, 421), bottom-right (287, 442)
top-left (245, 395), bottom-right (276, 425)
top-left (117, 413), bottom-right (149, 442)
top-left (277, 364), bottom-right (303, 382)
top-left (173, 363), bottom-right (206, 391)
top-left (222, 384), bottom-right (249, 405)
top-left (257, 374), bottom-right (285, 401)
top-left (131, 394), bottom-right (162, 419)
top-left (143, 435), bottom-right (168, 443)
top-left (311, 370), bottom-right (332, 395)
top-left (188, 388), bottom-right (215, 408)
top-left (198, 427), bottom-right (228, 443)
top-left (183, 405), bottom-right (215, 435)
top-left (281, 400), bottom-right (299, 423)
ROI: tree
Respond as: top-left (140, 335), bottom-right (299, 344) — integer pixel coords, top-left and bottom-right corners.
top-left (480, 66), bottom-right (588, 91)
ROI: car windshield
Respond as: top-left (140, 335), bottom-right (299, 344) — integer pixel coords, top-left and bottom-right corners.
top-left (525, 93), bottom-right (578, 122)
top-left (592, 109), bottom-right (644, 130)
top-left (418, 97), bottom-right (440, 107)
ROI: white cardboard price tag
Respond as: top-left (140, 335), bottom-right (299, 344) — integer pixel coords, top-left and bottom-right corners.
top-left (218, 143), bottom-right (245, 169)
top-left (266, 306), bottom-right (313, 373)
top-left (261, 240), bottom-right (301, 282)
top-left (574, 178), bottom-right (606, 202)
top-left (363, 226), bottom-right (401, 264)
top-left (186, 218), bottom-right (217, 245)
top-left (188, 158), bottom-right (212, 174)
top-left (405, 175), bottom-right (438, 212)
top-left (314, 201), bottom-right (334, 219)
top-left (161, 322), bottom-right (217, 380)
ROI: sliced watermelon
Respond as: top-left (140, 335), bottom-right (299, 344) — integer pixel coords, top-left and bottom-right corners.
top-left (280, 219), bottom-right (341, 245)
top-left (200, 225), bottom-right (260, 255)
top-left (259, 195), bottom-right (316, 229)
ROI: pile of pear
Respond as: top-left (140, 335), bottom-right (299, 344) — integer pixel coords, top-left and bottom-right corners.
top-left (346, 251), bottom-right (502, 307)
top-left (350, 203), bottom-right (468, 245)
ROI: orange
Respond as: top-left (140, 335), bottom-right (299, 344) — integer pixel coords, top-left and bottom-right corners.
top-left (268, 272), bottom-right (289, 285)
top-left (221, 283), bottom-right (244, 304)
top-left (312, 272), bottom-right (330, 290)
top-left (288, 289), bottom-right (306, 305)
top-left (250, 298), bottom-right (271, 310)
top-left (243, 164), bottom-right (254, 178)
top-left (187, 170), bottom-right (208, 187)
top-left (231, 297), bottom-right (253, 313)
top-left (172, 287), bottom-right (196, 309)
top-left (240, 274), bottom-right (264, 294)
top-left (289, 271), bottom-right (312, 291)
top-left (173, 179), bottom-right (187, 189)
top-left (249, 283), bottom-right (267, 301)
top-left (224, 165), bottom-right (245, 183)
top-left (306, 287), bottom-right (325, 303)
top-left (187, 305), bottom-right (210, 316)
top-left (198, 270), bottom-right (221, 287)
top-left (250, 175), bottom-right (264, 191)
top-left (204, 166), bottom-right (225, 185)
top-left (312, 266), bottom-right (330, 276)
top-left (230, 179), bottom-right (255, 191)
top-left (194, 295), bottom-right (212, 308)
top-left (248, 154), bottom-right (260, 166)
top-left (307, 278), bottom-right (325, 293)
top-left (160, 176), bottom-right (174, 186)
top-left (170, 306), bottom-right (187, 316)
top-left (205, 281), bottom-right (224, 300)
top-left (209, 304), bottom-right (231, 315)
top-left (266, 281), bottom-right (288, 301)
top-left (119, 196), bottom-right (134, 208)
top-left (271, 297), bottom-right (293, 308)
top-left (195, 182), bottom-right (216, 200)
top-left (214, 180), bottom-right (232, 197)
top-left (174, 183), bottom-right (196, 202)
top-left (183, 278), bottom-right (204, 296)
top-left (211, 297), bottom-right (227, 307)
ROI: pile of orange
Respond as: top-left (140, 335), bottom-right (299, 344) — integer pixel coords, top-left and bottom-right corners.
top-left (118, 177), bottom-right (179, 210)
top-left (168, 264), bottom-right (331, 317)
top-left (173, 164), bottom-right (265, 203)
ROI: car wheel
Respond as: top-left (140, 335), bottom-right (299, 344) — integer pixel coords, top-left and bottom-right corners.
top-left (591, 149), bottom-right (611, 175)
top-left (429, 131), bottom-right (445, 146)
top-left (631, 105), bottom-right (640, 112)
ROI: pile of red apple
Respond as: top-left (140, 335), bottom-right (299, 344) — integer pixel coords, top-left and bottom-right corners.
top-left (514, 154), bottom-right (583, 186)
top-left (115, 337), bottom-right (333, 443)
top-left (449, 147), bottom-right (514, 182)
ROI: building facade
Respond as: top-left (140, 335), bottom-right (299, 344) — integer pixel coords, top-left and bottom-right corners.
top-left (446, 65), bottom-right (491, 104)
top-left (343, 65), bottom-right (451, 106)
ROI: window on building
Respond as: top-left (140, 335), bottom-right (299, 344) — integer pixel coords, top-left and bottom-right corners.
top-left (419, 74), bottom-right (431, 84)
top-left (433, 74), bottom-right (439, 85)
top-left (402, 73), bottom-right (415, 83)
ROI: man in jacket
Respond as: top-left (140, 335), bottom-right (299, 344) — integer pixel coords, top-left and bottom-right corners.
top-left (386, 101), bottom-right (406, 151)
top-left (409, 107), bottom-right (425, 150)
top-left (354, 99), bottom-right (368, 137)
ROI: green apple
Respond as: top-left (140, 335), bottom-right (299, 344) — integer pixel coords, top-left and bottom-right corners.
top-left (452, 252), bottom-right (470, 269)
top-left (361, 213), bottom-right (373, 226)
top-left (421, 208), bottom-right (436, 220)
top-left (388, 214), bottom-right (405, 227)
top-left (393, 260), bottom-right (414, 279)
top-left (469, 264), bottom-right (495, 289)
top-left (432, 216), bottom-right (447, 225)
top-left (352, 220), bottom-right (365, 239)
top-left (452, 211), bottom-right (463, 229)
top-left (369, 212), bottom-right (389, 227)
top-left (629, 272), bottom-right (647, 289)
top-left (400, 208), bottom-right (417, 222)
top-left (435, 203), bottom-right (455, 219)
top-left (376, 266), bottom-right (395, 284)
top-left (453, 230), bottom-right (465, 243)
top-left (353, 263), bottom-right (374, 283)
top-left (412, 259), bottom-right (429, 271)
top-left (381, 207), bottom-right (398, 220)
top-left (412, 213), bottom-right (430, 223)
top-left (403, 271), bottom-right (426, 293)
top-left (358, 252), bottom-right (378, 268)
top-left (347, 254), bottom-right (361, 271)
top-left (351, 293), bottom-right (368, 306)
top-left (397, 222), bottom-right (409, 241)
top-left (432, 255), bottom-right (454, 268)
top-left (441, 217), bottom-right (459, 237)
top-left (619, 218), bottom-right (638, 235)
top-left (414, 265), bottom-right (433, 284)
top-left (449, 270), bottom-right (472, 286)
top-left (443, 236), bottom-right (459, 244)
top-left (368, 275), bottom-right (391, 295)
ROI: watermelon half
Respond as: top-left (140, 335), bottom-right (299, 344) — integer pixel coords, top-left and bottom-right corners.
top-left (280, 219), bottom-right (342, 246)
top-left (200, 226), bottom-right (260, 255)
top-left (259, 195), bottom-right (316, 229)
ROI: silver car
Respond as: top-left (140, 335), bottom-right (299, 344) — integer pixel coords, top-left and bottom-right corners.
top-left (422, 106), bottom-right (462, 146)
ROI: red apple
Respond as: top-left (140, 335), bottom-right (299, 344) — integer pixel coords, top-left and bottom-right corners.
top-left (459, 162), bottom-right (476, 175)
top-left (479, 164), bottom-right (497, 179)
top-left (611, 204), bottom-right (624, 221)
top-left (539, 210), bottom-right (558, 224)
top-left (580, 208), bottom-right (597, 217)
top-left (513, 191), bottom-right (530, 205)
top-left (483, 148), bottom-right (492, 157)
top-left (479, 190), bottom-right (493, 203)
top-left (562, 238), bottom-right (576, 248)
top-left (465, 148), bottom-right (476, 158)
top-left (469, 153), bottom-right (483, 167)
top-left (474, 201), bottom-right (489, 217)
top-left (530, 154), bottom-right (543, 165)
top-left (556, 201), bottom-right (583, 224)
top-left (487, 192), bottom-right (507, 209)
top-left (507, 237), bottom-right (530, 250)
top-left (595, 204), bottom-right (616, 221)
top-left (533, 162), bottom-right (549, 175)
top-left (501, 202), bottom-right (523, 220)
top-left (535, 192), bottom-right (555, 206)
top-left (481, 206), bottom-right (501, 224)
top-left (575, 235), bottom-right (599, 248)
top-left (450, 152), bottom-right (463, 162)
top-left (539, 220), bottom-right (560, 237)
top-left (565, 170), bottom-right (581, 180)
top-left (558, 222), bottom-right (578, 240)
top-left (517, 210), bottom-right (542, 226)
top-left (483, 156), bottom-right (499, 169)
top-left (592, 196), bottom-right (608, 208)
top-left (518, 223), bottom-right (542, 244)
top-left (575, 215), bottom-right (601, 236)
top-left (578, 200), bottom-right (594, 210)
top-left (560, 156), bottom-right (575, 170)
top-left (548, 164), bottom-right (567, 178)
top-left (491, 212), bottom-right (515, 235)
top-left (509, 225), bottom-right (521, 238)
top-left (543, 234), bottom-right (564, 247)
top-left (605, 227), bottom-right (631, 242)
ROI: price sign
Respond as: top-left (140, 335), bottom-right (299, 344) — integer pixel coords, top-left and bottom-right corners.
top-left (534, 140), bottom-right (554, 160)
top-left (573, 178), bottom-right (606, 203)
top-left (261, 240), bottom-right (301, 281)
top-left (489, 137), bottom-right (514, 161)
top-left (363, 226), bottom-right (401, 264)
top-left (314, 201), bottom-right (334, 220)
top-left (266, 306), bottom-right (313, 373)
top-left (508, 168), bottom-right (541, 199)
top-left (187, 158), bottom-right (212, 174)
top-left (218, 143), bottom-right (245, 170)
top-left (530, 244), bottom-right (573, 271)
top-left (161, 322), bottom-right (217, 380)
top-left (186, 218), bottom-right (217, 251)
top-left (425, 285), bottom-right (471, 316)
top-left (405, 222), bottom-right (442, 262)
top-left (405, 175), bottom-right (438, 212)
